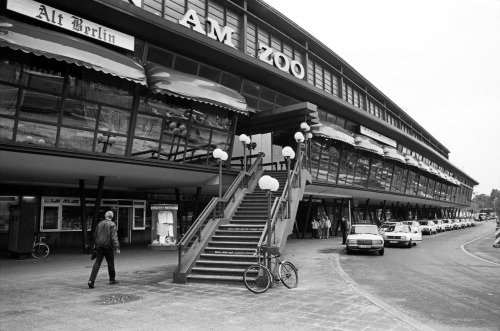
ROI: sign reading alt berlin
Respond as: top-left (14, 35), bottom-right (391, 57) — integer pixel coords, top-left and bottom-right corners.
top-left (6, 0), bottom-right (135, 51)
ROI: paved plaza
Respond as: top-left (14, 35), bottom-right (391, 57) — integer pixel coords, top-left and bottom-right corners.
top-left (2, 228), bottom-right (498, 331)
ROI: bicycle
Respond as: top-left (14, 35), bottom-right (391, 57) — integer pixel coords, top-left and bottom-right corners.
top-left (243, 245), bottom-right (298, 294)
top-left (32, 232), bottom-right (50, 259)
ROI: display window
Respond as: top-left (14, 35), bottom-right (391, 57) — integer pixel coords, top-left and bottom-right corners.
top-left (40, 197), bottom-right (146, 232)
top-left (0, 196), bottom-right (19, 232)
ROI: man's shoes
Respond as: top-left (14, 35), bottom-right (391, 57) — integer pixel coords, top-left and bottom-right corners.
top-left (109, 280), bottom-right (119, 285)
top-left (88, 281), bottom-right (95, 289)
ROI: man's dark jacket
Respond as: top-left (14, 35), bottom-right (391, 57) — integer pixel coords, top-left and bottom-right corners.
top-left (94, 219), bottom-right (120, 250)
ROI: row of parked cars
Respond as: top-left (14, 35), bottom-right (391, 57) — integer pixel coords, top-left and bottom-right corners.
top-left (345, 218), bottom-right (476, 256)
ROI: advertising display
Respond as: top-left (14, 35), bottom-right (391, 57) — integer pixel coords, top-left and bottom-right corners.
top-left (149, 204), bottom-right (178, 250)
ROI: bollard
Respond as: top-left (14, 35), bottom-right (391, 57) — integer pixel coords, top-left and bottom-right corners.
top-left (494, 225), bottom-right (500, 248)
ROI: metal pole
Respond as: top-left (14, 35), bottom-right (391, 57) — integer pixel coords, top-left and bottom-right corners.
top-left (297, 142), bottom-right (302, 188)
top-left (242, 142), bottom-right (247, 172)
top-left (218, 160), bottom-right (222, 199)
top-left (266, 189), bottom-right (272, 270)
top-left (287, 157), bottom-right (291, 218)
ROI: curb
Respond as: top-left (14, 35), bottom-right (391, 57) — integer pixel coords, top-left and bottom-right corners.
top-left (332, 248), bottom-right (436, 331)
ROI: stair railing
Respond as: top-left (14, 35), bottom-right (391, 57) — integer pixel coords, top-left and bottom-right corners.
top-left (174, 152), bottom-right (265, 283)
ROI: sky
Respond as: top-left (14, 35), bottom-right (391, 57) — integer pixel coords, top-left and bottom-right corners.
top-left (263, 0), bottom-right (500, 195)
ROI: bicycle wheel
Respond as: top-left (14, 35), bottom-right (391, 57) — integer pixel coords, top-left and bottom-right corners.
top-left (279, 261), bottom-right (298, 289)
top-left (32, 243), bottom-right (49, 259)
top-left (243, 264), bottom-right (271, 294)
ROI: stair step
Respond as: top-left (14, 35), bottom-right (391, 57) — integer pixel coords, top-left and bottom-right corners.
top-left (190, 266), bottom-right (246, 276)
top-left (215, 231), bottom-right (263, 236)
top-left (207, 241), bottom-right (259, 247)
top-left (200, 253), bottom-right (257, 260)
top-left (186, 274), bottom-right (244, 284)
top-left (204, 247), bottom-right (257, 255)
top-left (211, 235), bottom-right (261, 241)
top-left (196, 260), bottom-right (254, 268)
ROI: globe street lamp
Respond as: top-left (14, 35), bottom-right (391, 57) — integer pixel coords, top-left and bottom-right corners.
top-left (97, 132), bottom-right (116, 153)
top-left (238, 134), bottom-right (251, 171)
top-left (213, 148), bottom-right (228, 199)
top-left (282, 146), bottom-right (295, 218)
top-left (258, 175), bottom-right (279, 268)
top-left (294, 131), bottom-right (304, 187)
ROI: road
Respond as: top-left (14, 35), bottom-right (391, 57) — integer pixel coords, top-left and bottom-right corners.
top-left (339, 221), bottom-right (500, 331)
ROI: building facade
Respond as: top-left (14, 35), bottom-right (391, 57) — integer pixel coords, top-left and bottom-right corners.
top-left (0, 0), bottom-right (477, 251)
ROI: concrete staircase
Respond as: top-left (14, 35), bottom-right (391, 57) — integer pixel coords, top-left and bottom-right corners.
top-left (186, 170), bottom-right (288, 284)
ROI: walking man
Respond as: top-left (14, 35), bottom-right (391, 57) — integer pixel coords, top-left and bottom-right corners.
top-left (324, 214), bottom-right (331, 239)
top-left (311, 218), bottom-right (319, 239)
top-left (341, 217), bottom-right (351, 244)
top-left (88, 211), bottom-right (120, 289)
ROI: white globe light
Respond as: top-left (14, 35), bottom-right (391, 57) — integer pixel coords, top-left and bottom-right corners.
top-left (238, 134), bottom-right (248, 142)
top-left (220, 151), bottom-right (228, 161)
top-left (294, 132), bottom-right (304, 143)
top-left (37, 138), bottom-right (45, 145)
top-left (213, 148), bottom-right (223, 159)
top-left (282, 146), bottom-right (294, 158)
top-left (245, 137), bottom-right (251, 145)
top-left (290, 150), bottom-right (296, 159)
top-left (306, 132), bottom-right (313, 139)
top-left (271, 178), bottom-right (279, 192)
top-left (258, 175), bottom-right (273, 191)
top-left (25, 136), bottom-right (34, 143)
top-left (97, 134), bottom-right (105, 142)
top-left (300, 122), bottom-right (310, 131)
top-left (108, 136), bottom-right (116, 145)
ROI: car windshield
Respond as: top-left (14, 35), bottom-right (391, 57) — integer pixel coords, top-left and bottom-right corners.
top-left (381, 225), bottom-right (395, 232)
top-left (393, 225), bottom-right (410, 232)
top-left (351, 226), bottom-right (379, 235)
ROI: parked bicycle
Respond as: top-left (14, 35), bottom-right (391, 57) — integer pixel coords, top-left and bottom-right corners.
top-left (32, 232), bottom-right (49, 259)
top-left (243, 245), bottom-right (298, 294)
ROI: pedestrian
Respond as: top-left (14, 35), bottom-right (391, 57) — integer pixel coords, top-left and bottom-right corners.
top-left (341, 217), bottom-right (351, 244)
top-left (311, 218), bottom-right (319, 239)
top-left (318, 216), bottom-right (325, 239)
top-left (88, 211), bottom-right (120, 289)
top-left (324, 214), bottom-right (331, 239)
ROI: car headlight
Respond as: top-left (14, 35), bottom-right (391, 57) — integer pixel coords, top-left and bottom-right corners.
top-left (347, 239), bottom-right (357, 244)
top-left (400, 236), bottom-right (407, 240)
top-left (372, 240), bottom-right (383, 245)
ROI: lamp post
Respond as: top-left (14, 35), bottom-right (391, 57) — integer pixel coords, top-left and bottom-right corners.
top-left (294, 131), bottom-right (304, 187)
top-left (97, 132), bottom-right (116, 153)
top-left (258, 175), bottom-right (279, 268)
top-left (238, 134), bottom-right (251, 171)
top-left (282, 146), bottom-right (295, 218)
top-left (213, 148), bottom-right (228, 199)
top-left (300, 122), bottom-right (311, 168)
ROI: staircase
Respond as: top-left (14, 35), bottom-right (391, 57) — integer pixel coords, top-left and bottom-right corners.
top-left (186, 170), bottom-right (288, 284)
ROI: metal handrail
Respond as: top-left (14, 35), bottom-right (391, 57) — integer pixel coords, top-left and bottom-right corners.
top-left (176, 152), bottom-right (265, 272)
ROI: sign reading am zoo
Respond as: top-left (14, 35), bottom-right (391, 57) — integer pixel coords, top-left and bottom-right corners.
top-left (258, 42), bottom-right (305, 79)
top-left (7, 0), bottom-right (135, 51)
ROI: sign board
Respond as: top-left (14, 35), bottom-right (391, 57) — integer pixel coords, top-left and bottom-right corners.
top-left (7, 0), bottom-right (135, 51)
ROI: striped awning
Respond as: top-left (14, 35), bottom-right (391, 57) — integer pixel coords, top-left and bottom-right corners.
top-left (312, 123), bottom-right (355, 145)
top-left (404, 155), bottom-right (419, 168)
top-left (354, 135), bottom-right (384, 156)
top-left (0, 16), bottom-right (146, 85)
top-left (382, 146), bottom-right (406, 164)
top-left (146, 62), bottom-right (248, 114)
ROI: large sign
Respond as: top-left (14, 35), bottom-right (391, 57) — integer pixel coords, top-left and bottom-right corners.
top-left (7, 0), bottom-right (135, 51)
top-left (179, 9), bottom-right (236, 48)
top-left (258, 42), bottom-right (305, 79)
top-left (359, 125), bottom-right (397, 148)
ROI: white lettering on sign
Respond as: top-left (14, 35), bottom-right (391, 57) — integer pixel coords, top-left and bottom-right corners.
top-left (178, 9), bottom-right (236, 48)
top-left (6, 0), bottom-right (135, 51)
top-left (258, 42), bottom-right (305, 79)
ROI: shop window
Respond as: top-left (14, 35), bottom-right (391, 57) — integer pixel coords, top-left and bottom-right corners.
top-left (367, 158), bottom-right (384, 190)
top-left (310, 140), bottom-right (322, 180)
top-left (42, 205), bottom-right (59, 231)
top-left (133, 204), bottom-right (146, 230)
top-left (0, 83), bottom-right (18, 117)
top-left (317, 146), bottom-right (330, 182)
top-left (353, 153), bottom-right (370, 187)
top-left (326, 144), bottom-right (341, 183)
top-left (0, 196), bottom-right (18, 232)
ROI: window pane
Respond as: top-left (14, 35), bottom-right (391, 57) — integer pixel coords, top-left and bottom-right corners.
top-left (58, 127), bottom-right (94, 152)
top-left (220, 72), bottom-right (241, 91)
top-left (131, 139), bottom-right (159, 159)
top-left (326, 144), bottom-right (340, 183)
top-left (98, 106), bottom-right (130, 135)
top-left (19, 91), bottom-right (61, 123)
top-left (0, 60), bottom-right (21, 84)
top-left (134, 113), bottom-right (162, 140)
top-left (174, 56), bottom-right (198, 75)
top-left (95, 134), bottom-right (127, 156)
top-left (21, 68), bottom-right (64, 94)
top-left (241, 80), bottom-right (260, 97)
top-left (0, 83), bottom-right (18, 116)
top-left (353, 153), bottom-right (370, 187)
top-left (199, 65), bottom-right (221, 83)
top-left (42, 206), bottom-right (59, 230)
top-left (16, 121), bottom-right (57, 147)
top-left (147, 47), bottom-right (174, 68)
top-left (61, 205), bottom-right (82, 230)
top-left (62, 99), bottom-right (97, 130)
top-left (368, 158), bottom-right (384, 190)
top-left (0, 117), bottom-right (14, 142)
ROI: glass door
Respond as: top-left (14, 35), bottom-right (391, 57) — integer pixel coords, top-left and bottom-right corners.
top-left (117, 207), bottom-right (132, 243)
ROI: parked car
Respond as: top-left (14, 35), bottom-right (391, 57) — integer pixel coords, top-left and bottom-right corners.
top-left (402, 220), bottom-right (421, 233)
top-left (456, 219), bottom-right (466, 229)
top-left (382, 224), bottom-right (422, 247)
top-left (419, 220), bottom-right (437, 234)
top-left (346, 224), bottom-right (385, 255)
top-left (451, 219), bottom-right (461, 230)
top-left (462, 219), bottom-right (471, 228)
top-left (442, 219), bottom-right (453, 231)
top-left (469, 219), bottom-right (476, 227)
top-left (433, 220), bottom-right (446, 232)
top-left (379, 222), bottom-right (403, 234)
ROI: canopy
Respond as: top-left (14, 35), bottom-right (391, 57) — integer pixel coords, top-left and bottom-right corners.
top-left (382, 146), bottom-right (406, 164)
top-left (404, 154), bottom-right (419, 168)
top-left (354, 135), bottom-right (384, 156)
top-left (0, 16), bottom-right (146, 85)
top-left (418, 161), bottom-right (431, 174)
top-left (145, 62), bottom-right (247, 114)
top-left (312, 122), bottom-right (355, 146)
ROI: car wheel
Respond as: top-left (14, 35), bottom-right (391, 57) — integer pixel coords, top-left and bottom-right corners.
top-left (407, 240), bottom-right (412, 248)
top-left (379, 248), bottom-right (384, 256)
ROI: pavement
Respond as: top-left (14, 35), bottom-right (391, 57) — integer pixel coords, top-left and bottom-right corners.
top-left (1, 223), bottom-right (499, 331)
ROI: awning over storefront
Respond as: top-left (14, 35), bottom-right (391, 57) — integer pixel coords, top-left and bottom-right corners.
top-left (312, 122), bottom-right (355, 146)
top-left (382, 146), bottom-right (406, 164)
top-left (418, 161), bottom-right (431, 174)
top-left (0, 16), bottom-right (146, 85)
top-left (404, 154), bottom-right (419, 168)
top-left (354, 135), bottom-right (384, 156)
top-left (145, 62), bottom-right (247, 114)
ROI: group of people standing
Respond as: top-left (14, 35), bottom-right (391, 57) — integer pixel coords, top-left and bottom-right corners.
top-left (311, 214), bottom-right (332, 239)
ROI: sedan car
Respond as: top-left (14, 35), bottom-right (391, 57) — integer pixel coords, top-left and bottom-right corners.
top-left (346, 224), bottom-right (385, 255)
top-left (378, 222), bottom-right (403, 234)
top-left (450, 219), bottom-right (461, 230)
top-left (419, 220), bottom-right (437, 234)
top-left (433, 220), bottom-right (446, 232)
top-left (382, 224), bottom-right (422, 247)
top-left (442, 219), bottom-right (453, 231)
top-left (402, 220), bottom-right (421, 233)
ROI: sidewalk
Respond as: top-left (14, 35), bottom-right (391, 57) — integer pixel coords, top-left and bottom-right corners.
top-left (3, 232), bottom-right (475, 331)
